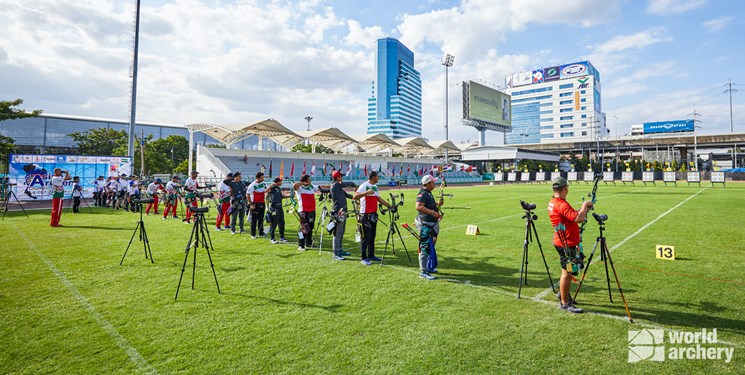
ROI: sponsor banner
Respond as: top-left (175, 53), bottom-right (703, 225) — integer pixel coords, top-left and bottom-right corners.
top-left (643, 120), bottom-right (694, 134)
top-left (512, 71), bottom-right (532, 87)
top-left (560, 62), bottom-right (589, 79)
top-left (7, 154), bottom-right (132, 201)
top-left (532, 69), bottom-right (544, 84)
top-left (544, 66), bottom-right (560, 82)
top-left (467, 81), bottom-right (511, 127)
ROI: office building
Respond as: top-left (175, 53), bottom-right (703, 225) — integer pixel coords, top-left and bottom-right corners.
top-left (504, 61), bottom-right (607, 145)
top-left (367, 38), bottom-right (422, 138)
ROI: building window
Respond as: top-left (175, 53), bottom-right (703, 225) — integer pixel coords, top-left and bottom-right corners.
top-left (581, 131), bottom-right (587, 136)
top-left (539, 110), bottom-right (553, 115)
top-left (560, 108), bottom-right (573, 113)
top-left (580, 90), bottom-right (586, 94)
top-left (511, 87), bottom-right (553, 96)
top-left (560, 124), bottom-right (574, 128)
top-left (559, 100), bottom-right (573, 105)
top-left (580, 98), bottom-right (587, 103)
top-left (581, 114), bottom-right (587, 118)
top-left (539, 118), bottom-right (553, 122)
top-left (559, 92), bottom-right (572, 97)
top-left (560, 115), bottom-right (573, 120)
top-left (559, 83), bottom-right (573, 89)
top-left (580, 106), bottom-right (587, 110)
top-left (560, 132), bottom-right (575, 137)
top-left (581, 122), bottom-right (587, 127)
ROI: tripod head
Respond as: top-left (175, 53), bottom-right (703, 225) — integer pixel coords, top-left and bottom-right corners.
top-left (520, 200), bottom-right (538, 221)
top-left (134, 198), bottom-right (155, 204)
top-left (379, 193), bottom-right (404, 220)
top-left (189, 206), bottom-right (209, 218)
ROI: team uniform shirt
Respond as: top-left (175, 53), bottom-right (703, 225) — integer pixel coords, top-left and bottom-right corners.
top-left (416, 187), bottom-right (439, 223)
top-left (165, 181), bottom-right (180, 197)
top-left (296, 184), bottom-right (319, 212)
top-left (218, 180), bottom-right (232, 202)
top-left (128, 180), bottom-right (141, 195)
top-left (247, 181), bottom-right (268, 204)
top-left (94, 179), bottom-right (106, 192)
top-left (146, 182), bottom-right (162, 195)
top-left (548, 197), bottom-right (580, 247)
top-left (50, 176), bottom-right (65, 199)
top-left (106, 179), bottom-right (120, 193)
top-left (356, 181), bottom-right (380, 214)
top-left (118, 180), bottom-right (128, 193)
top-left (71, 182), bottom-right (83, 198)
top-left (267, 185), bottom-right (283, 206)
top-left (184, 177), bottom-right (198, 198)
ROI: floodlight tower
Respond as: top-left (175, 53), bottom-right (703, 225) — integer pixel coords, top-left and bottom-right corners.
top-left (127, 0), bottom-right (141, 161)
top-left (442, 53), bottom-right (454, 161)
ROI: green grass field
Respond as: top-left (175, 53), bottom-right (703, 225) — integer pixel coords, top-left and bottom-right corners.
top-left (1, 182), bottom-right (743, 374)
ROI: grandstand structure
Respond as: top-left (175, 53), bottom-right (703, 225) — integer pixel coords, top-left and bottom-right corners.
top-left (187, 119), bottom-right (481, 185)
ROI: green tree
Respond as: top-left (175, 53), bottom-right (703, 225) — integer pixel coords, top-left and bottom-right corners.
top-left (174, 159), bottom-right (190, 175)
top-left (0, 134), bottom-right (15, 173)
top-left (69, 128), bottom-right (128, 156)
top-left (151, 135), bottom-right (189, 168)
top-left (290, 143), bottom-right (335, 154)
top-left (0, 99), bottom-right (42, 121)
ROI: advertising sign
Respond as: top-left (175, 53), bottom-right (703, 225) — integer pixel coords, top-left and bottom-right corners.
top-left (544, 66), bottom-right (560, 82)
top-left (643, 120), bottom-right (695, 134)
top-left (532, 69), bottom-right (544, 84)
top-left (512, 71), bottom-right (532, 87)
top-left (467, 81), bottom-right (511, 127)
top-left (7, 154), bottom-right (132, 200)
top-left (560, 62), bottom-right (589, 79)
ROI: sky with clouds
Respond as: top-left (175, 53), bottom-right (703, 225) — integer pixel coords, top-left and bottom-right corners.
top-left (1, 0), bottom-right (743, 145)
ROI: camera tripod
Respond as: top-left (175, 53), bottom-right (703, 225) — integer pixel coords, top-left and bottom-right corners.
top-left (572, 213), bottom-right (633, 322)
top-left (64, 192), bottom-right (94, 214)
top-left (120, 199), bottom-right (154, 265)
top-left (1, 184), bottom-right (29, 220)
top-left (517, 203), bottom-right (554, 299)
top-left (175, 207), bottom-right (221, 300)
top-left (380, 194), bottom-right (411, 266)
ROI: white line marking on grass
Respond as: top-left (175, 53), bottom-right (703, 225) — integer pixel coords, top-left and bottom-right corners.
top-left (15, 228), bottom-right (157, 374)
top-left (533, 187), bottom-right (710, 301)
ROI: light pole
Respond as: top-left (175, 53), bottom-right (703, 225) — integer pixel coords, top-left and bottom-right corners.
top-left (304, 116), bottom-right (313, 131)
top-left (693, 125), bottom-right (702, 171)
top-left (442, 53), bottom-right (454, 162)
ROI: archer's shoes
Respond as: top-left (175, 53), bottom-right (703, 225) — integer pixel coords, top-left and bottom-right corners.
top-left (360, 259), bottom-right (372, 266)
top-left (279, 238), bottom-right (288, 243)
top-left (419, 272), bottom-right (436, 280)
top-left (559, 303), bottom-right (584, 314)
top-left (270, 239), bottom-right (278, 244)
top-left (250, 235), bottom-right (256, 239)
top-left (427, 268), bottom-right (438, 274)
top-left (162, 217), bottom-right (167, 220)
top-left (239, 230), bottom-right (246, 234)
top-left (340, 251), bottom-right (351, 256)
top-left (231, 231), bottom-right (236, 235)
top-left (215, 227), bottom-right (223, 231)
top-left (298, 246), bottom-right (306, 251)
top-left (555, 292), bottom-right (576, 305)
top-left (369, 256), bottom-right (382, 262)
top-left (333, 255), bottom-right (345, 261)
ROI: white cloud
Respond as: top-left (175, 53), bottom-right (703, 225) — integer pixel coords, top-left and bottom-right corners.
top-left (584, 27), bottom-right (672, 75)
top-left (343, 20), bottom-right (385, 47)
top-left (702, 16), bottom-right (734, 32)
top-left (646, 0), bottom-right (707, 15)
top-left (604, 60), bottom-right (679, 99)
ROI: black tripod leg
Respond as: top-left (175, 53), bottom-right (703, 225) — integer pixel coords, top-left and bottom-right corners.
top-left (603, 241), bottom-right (634, 322)
top-left (175, 222), bottom-right (199, 300)
top-left (140, 220), bottom-right (154, 263)
top-left (518, 218), bottom-right (530, 299)
top-left (192, 223), bottom-right (199, 290)
top-left (572, 237), bottom-right (601, 303)
top-left (380, 225), bottom-right (394, 266)
top-left (602, 238), bottom-right (613, 303)
top-left (531, 221), bottom-right (555, 292)
top-left (120, 221), bottom-right (141, 265)
top-left (200, 219), bottom-right (221, 293)
top-left (394, 225), bottom-right (412, 263)
top-left (10, 191), bottom-right (30, 219)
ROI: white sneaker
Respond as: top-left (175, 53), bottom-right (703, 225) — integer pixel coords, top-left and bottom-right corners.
top-left (270, 239), bottom-right (278, 244)
top-left (251, 235), bottom-right (257, 239)
top-left (298, 246), bottom-right (306, 251)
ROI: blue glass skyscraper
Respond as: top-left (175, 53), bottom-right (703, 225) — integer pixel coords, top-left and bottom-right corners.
top-left (367, 38), bottom-right (422, 138)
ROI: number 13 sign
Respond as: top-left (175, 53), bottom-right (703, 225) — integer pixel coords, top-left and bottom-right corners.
top-left (656, 245), bottom-right (676, 260)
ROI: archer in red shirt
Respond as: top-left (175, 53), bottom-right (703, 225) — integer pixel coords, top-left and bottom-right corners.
top-left (547, 176), bottom-right (593, 313)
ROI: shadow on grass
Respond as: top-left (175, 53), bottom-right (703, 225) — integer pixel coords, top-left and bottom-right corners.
top-left (220, 291), bottom-right (344, 313)
top-left (65, 225), bottom-right (132, 230)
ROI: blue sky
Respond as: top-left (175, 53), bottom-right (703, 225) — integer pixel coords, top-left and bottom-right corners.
top-left (0, 0), bottom-right (742, 145)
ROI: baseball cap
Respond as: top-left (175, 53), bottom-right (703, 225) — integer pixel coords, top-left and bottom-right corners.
top-left (225, 173), bottom-right (234, 179)
top-left (422, 175), bottom-right (438, 185)
top-left (332, 171), bottom-right (342, 179)
top-left (552, 176), bottom-right (568, 189)
top-left (190, 170), bottom-right (199, 175)
top-left (274, 177), bottom-right (283, 183)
